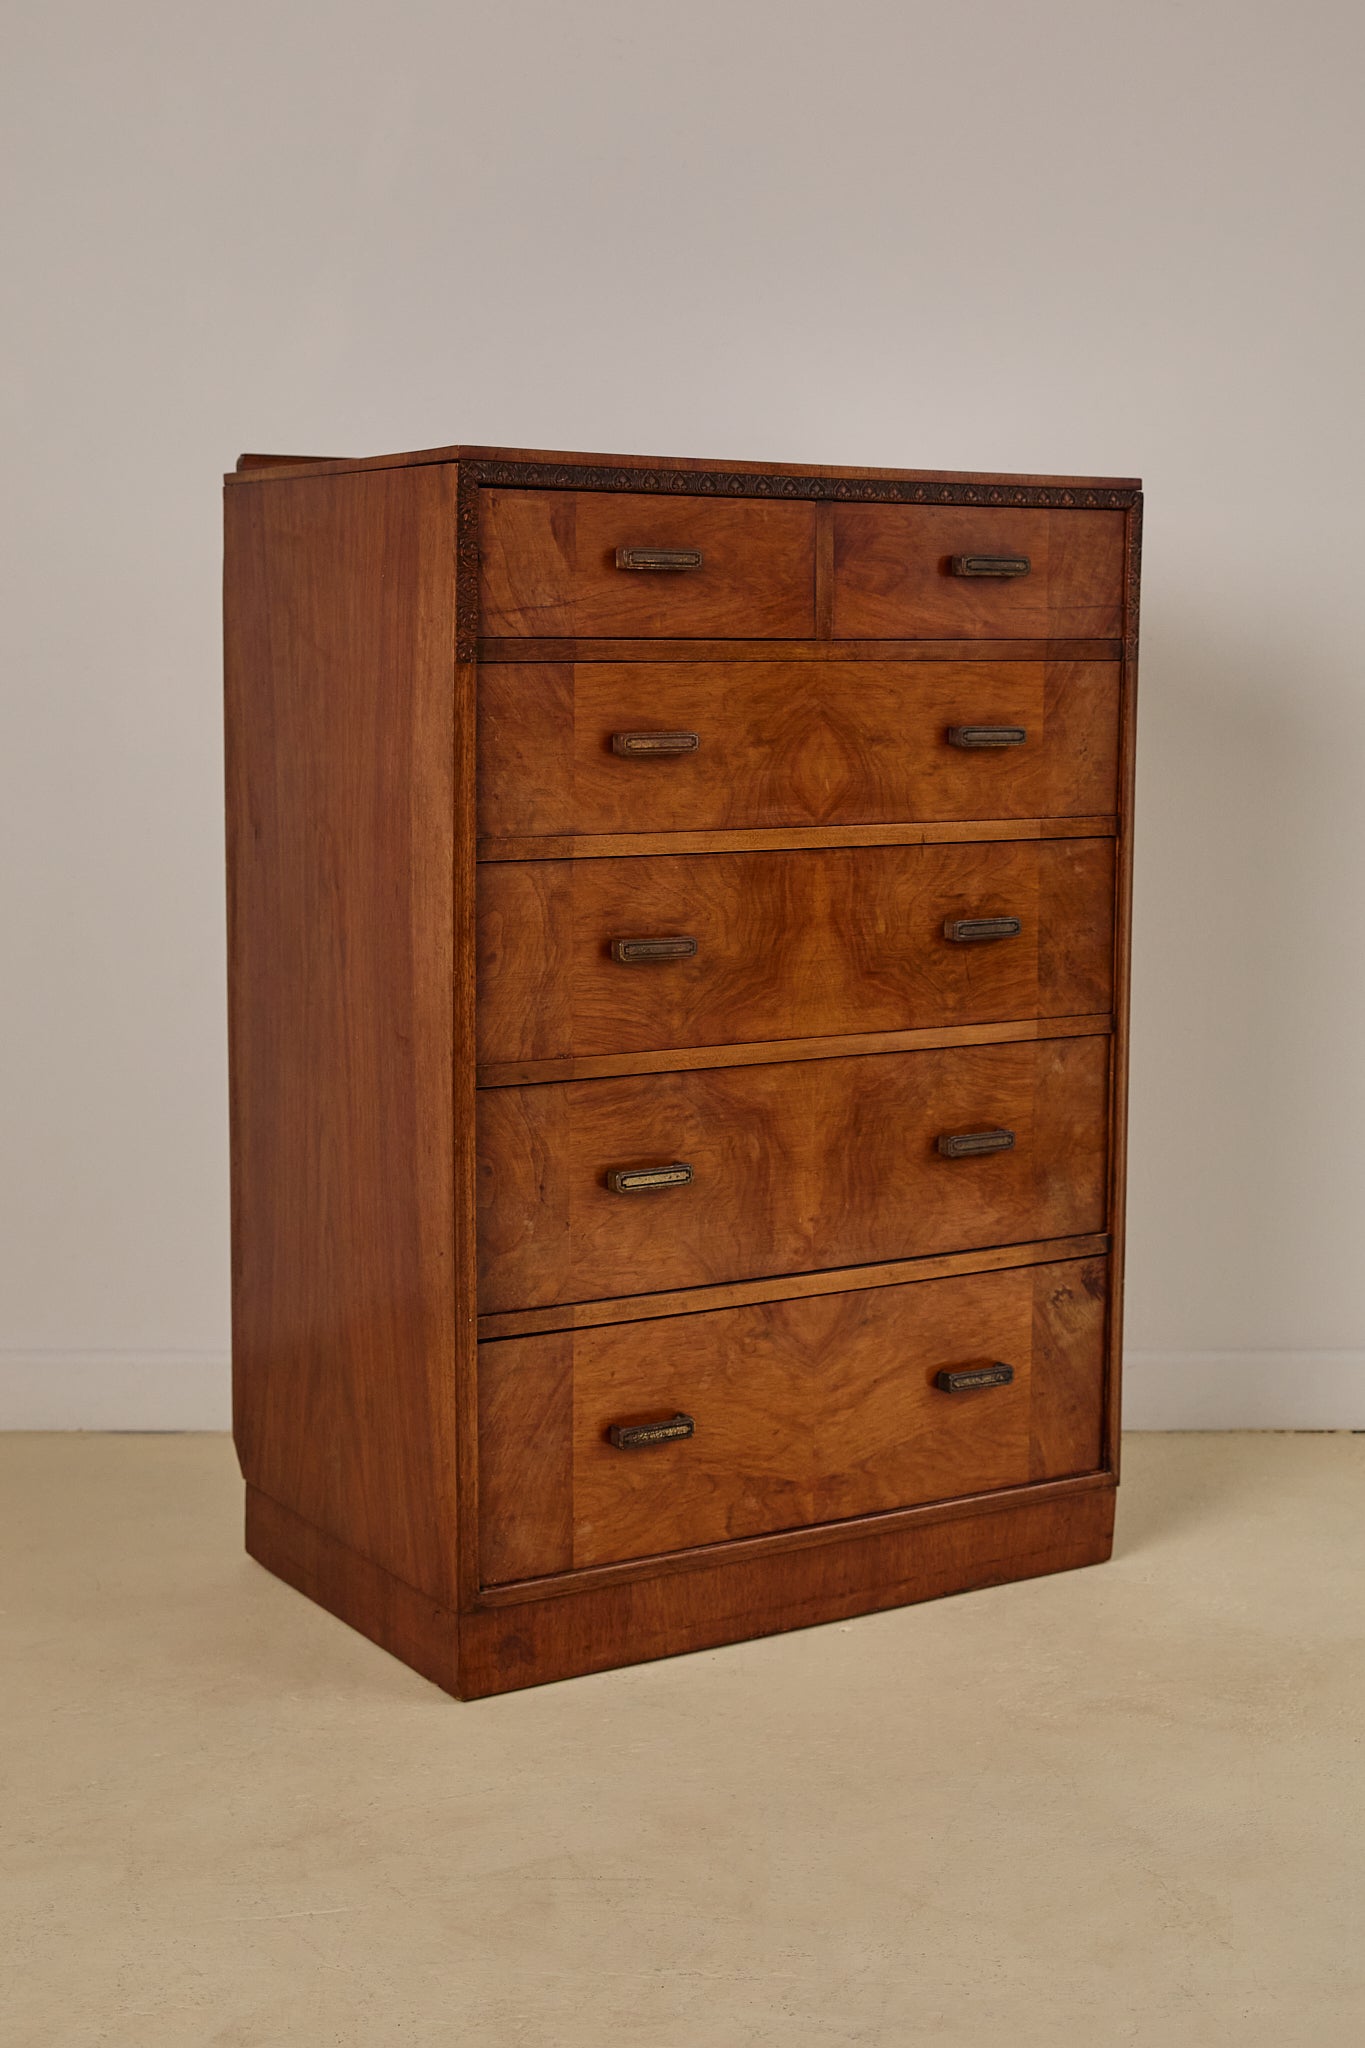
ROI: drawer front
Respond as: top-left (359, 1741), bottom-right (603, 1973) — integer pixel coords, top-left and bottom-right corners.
top-left (477, 660), bottom-right (1120, 837)
top-left (477, 1036), bottom-right (1108, 1311)
top-left (477, 838), bottom-right (1114, 1062)
top-left (479, 489), bottom-right (817, 637)
top-left (833, 506), bottom-right (1124, 638)
top-left (478, 1255), bottom-right (1107, 1579)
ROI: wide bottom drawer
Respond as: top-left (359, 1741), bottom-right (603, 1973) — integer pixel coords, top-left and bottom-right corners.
top-left (479, 1254), bottom-right (1108, 1581)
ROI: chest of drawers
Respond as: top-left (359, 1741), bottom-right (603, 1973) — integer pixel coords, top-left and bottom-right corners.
top-left (224, 444), bottom-right (1141, 1698)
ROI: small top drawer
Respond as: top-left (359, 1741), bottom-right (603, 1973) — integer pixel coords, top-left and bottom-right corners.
top-left (479, 489), bottom-right (817, 638)
top-left (833, 506), bottom-right (1125, 639)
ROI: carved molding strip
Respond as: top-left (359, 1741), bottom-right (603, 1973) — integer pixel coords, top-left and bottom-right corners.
top-left (455, 468), bottom-right (481, 662)
top-left (1124, 495), bottom-right (1143, 665)
top-left (462, 458), bottom-right (1139, 512)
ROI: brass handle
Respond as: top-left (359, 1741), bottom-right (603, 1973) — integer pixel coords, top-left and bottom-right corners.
top-left (937, 1128), bottom-right (1015, 1159)
top-left (611, 936), bottom-right (698, 964)
top-left (935, 1364), bottom-right (1015, 1393)
top-left (943, 915), bottom-right (1022, 943)
top-left (612, 730), bottom-right (701, 757)
top-left (949, 554), bottom-right (1030, 577)
top-left (946, 725), bottom-right (1027, 749)
top-left (607, 1162), bottom-right (694, 1193)
top-left (615, 547), bottom-right (704, 572)
top-left (608, 1413), bottom-right (695, 1449)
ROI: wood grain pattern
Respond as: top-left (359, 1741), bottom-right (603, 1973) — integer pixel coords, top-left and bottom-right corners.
top-left (477, 1470), bottom-right (1112, 1608)
top-left (475, 1233), bottom-right (1111, 1341)
top-left (225, 464), bottom-right (462, 1604)
top-left (457, 1485), bottom-right (1116, 1695)
top-left (477, 838), bottom-right (1115, 1061)
top-left (1030, 1253), bottom-right (1109, 1480)
top-left (814, 502), bottom-right (836, 638)
top-left (225, 445), bottom-right (1138, 1697)
top-left (478, 817), bottom-right (1115, 862)
top-left (478, 1256), bottom-right (1107, 1577)
top-left (477, 660), bottom-right (1118, 837)
top-left (476, 1011), bottom-right (1112, 1090)
top-left (477, 1334), bottom-right (573, 1584)
top-left (477, 1035), bottom-right (1109, 1312)
top-left (479, 637), bottom-right (1123, 664)
top-left (833, 506), bottom-right (1125, 638)
top-left (479, 489), bottom-right (817, 637)
top-left (452, 468), bottom-right (483, 1610)
top-left (227, 442), bottom-right (1140, 491)
top-left (248, 1476), bottom-right (1115, 1698)
top-left (1104, 499), bottom-right (1143, 1476)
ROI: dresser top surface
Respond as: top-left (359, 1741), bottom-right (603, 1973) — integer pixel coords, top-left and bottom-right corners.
top-left (226, 443), bottom-right (1142, 493)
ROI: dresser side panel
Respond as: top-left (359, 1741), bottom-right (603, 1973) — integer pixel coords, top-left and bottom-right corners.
top-left (225, 463), bottom-right (463, 1606)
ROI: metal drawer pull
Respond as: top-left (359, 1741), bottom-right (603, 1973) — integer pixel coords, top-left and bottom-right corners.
top-left (611, 935), bottom-right (698, 964)
top-left (949, 554), bottom-right (1031, 577)
top-left (611, 730), bottom-right (701, 757)
top-left (946, 725), bottom-right (1027, 749)
top-left (608, 1413), bottom-right (695, 1449)
top-left (937, 1128), bottom-right (1015, 1159)
top-left (607, 1162), bottom-right (694, 1194)
top-left (615, 547), bottom-right (704, 572)
top-left (935, 1364), bottom-right (1015, 1393)
top-left (943, 915), bottom-right (1022, 943)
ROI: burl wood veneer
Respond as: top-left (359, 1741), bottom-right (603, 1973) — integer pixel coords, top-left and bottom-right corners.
top-left (225, 443), bottom-right (1141, 1698)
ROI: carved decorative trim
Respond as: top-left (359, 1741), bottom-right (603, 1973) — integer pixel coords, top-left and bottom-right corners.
top-left (461, 457), bottom-right (1138, 511)
top-left (454, 464), bottom-right (481, 663)
top-left (1124, 494), bottom-right (1143, 666)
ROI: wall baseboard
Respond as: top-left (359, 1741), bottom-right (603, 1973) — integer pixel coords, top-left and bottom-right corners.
top-left (1122, 1351), bottom-right (1365, 1429)
top-left (0, 1352), bottom-right (231, 1430)
top-left (1, 1348), bottom-right (1363, 1433)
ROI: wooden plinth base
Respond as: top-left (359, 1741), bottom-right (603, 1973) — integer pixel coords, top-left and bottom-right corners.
top-left (245, 1481), bottom-right (1115, 1700)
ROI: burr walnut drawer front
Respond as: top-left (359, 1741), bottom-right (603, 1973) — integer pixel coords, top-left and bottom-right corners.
top-left (478, 1255), bottom-right (1108, 1580)
top-left (478, 489), bottom-right (817, 638)
top-left (832, 505), bottom-right (1125, 639)
top-left (476, 1035), bottom-right (1108, 1312)
top-left (476, 838), bottom-right (1114, 1063)
top-left (476, 660), bottom-right (1120, 838)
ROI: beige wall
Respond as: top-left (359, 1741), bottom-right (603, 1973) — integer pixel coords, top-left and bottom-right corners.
top-left (4, 1), bottom-right (1364, 1425)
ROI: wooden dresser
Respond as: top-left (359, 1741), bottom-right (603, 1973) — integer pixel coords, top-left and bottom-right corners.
top-left (224, 444), bottom-right (1141, 1698)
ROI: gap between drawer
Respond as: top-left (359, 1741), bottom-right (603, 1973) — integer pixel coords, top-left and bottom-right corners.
top-left (476, 817), bottom-right (1117, 861)
top-left (476, 1233), bottom-right (1110, 1341)
top-left (476, 1011), bottom-right (1114, 1089)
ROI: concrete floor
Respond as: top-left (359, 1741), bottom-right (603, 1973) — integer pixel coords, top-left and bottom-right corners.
top-left (4, 1434), bottom-right (1364, 2046)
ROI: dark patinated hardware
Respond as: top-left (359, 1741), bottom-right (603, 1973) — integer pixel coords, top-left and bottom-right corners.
top-left (946, 725), bottom-right (1028, 749)
top-left (615, 547), bottom-right (704, 571)
top-left (607, 1162), bottom-right (694, 1194)
top-left (611, 730), bottom-right (701, 756)
top-left (937, 1128), bottom-right (1016, 1159)
top-left (948, 554), bottom-right (1031, 577)
top-left (610, 935), bottom-right (699, 964)
top-left (608, 1413), bottom-right (696, 1449)
top-left (934, 1364), bottom-right (1016, 1393)
top-left (943, 915), bottom-right (1022, 943)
